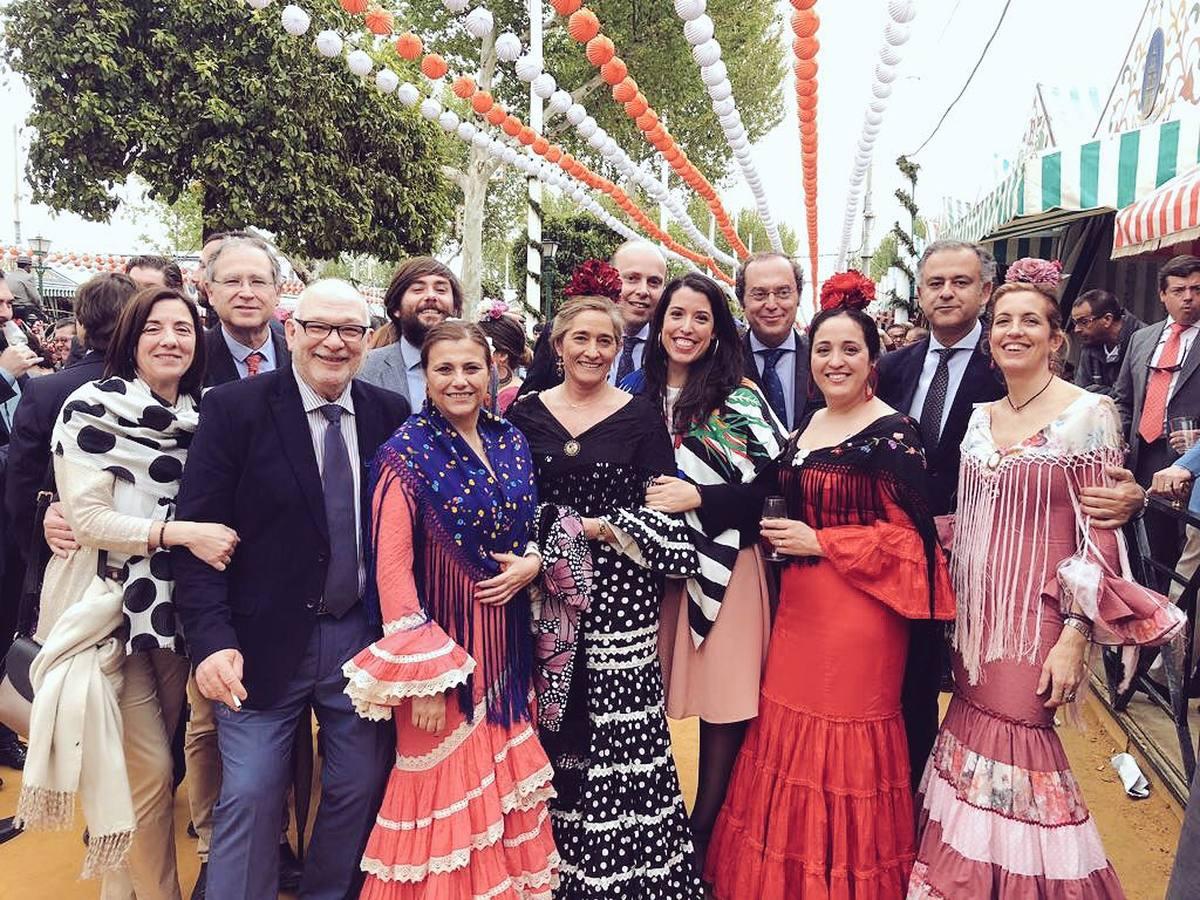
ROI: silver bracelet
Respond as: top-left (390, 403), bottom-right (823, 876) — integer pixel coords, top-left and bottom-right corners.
top-left (1062, 615), bottom-right (1092, 641)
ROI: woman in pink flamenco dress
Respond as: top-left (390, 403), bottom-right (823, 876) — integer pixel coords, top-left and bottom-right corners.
top-left (909, 279), bottom-right (1184, 899)
top-left (342, 322), bottom-right (560, 899)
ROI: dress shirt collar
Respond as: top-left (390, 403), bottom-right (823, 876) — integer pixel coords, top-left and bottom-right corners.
top-left (293, 363), bottom-right (355, 417)
top-left (624, 322), bottom-right (651, 344)
top-left (221, 325), bottom-right (274, 365)
top-left (1161, 317), bottom-right (1200, 338)
top-left (928, 319), bottom-right (982, 356)
top-left (749, 329), bottom-right (798, 355)
top-left (400, 337), bottom-right (424, 370)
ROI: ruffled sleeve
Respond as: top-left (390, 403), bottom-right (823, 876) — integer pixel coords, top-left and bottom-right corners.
top-left (342, 475), bottom-right (475, 721)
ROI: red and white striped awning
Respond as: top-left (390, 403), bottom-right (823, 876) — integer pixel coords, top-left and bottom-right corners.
top-left (1113, 165), bottom-right (1200, 258)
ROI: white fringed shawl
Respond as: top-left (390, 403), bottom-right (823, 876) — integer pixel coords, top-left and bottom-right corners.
top-left (952, 392), bottom-right (1125, 684)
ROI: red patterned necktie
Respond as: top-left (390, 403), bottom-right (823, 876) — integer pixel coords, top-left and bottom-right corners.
top-left (245, 351), bottom-right (263, 377)
top-left (1138, 322), bottom-right (1187, 444)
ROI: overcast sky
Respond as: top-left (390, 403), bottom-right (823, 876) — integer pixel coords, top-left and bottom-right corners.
top-left (0, 0), bottom-right (1147, 268)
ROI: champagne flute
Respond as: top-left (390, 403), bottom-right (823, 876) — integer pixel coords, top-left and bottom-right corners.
top-left (762, 496), bottom-right (787, 562)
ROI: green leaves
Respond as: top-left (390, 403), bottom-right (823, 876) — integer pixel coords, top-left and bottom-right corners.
top-left (4, 0), bottom-right (455, 259)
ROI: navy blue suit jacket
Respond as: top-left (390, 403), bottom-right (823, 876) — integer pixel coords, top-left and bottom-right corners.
top-left (173, 366), bottom-right (410, 709)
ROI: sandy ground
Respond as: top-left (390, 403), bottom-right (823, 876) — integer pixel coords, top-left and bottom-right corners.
top-left (0, 696), bottom-right (1183, 899)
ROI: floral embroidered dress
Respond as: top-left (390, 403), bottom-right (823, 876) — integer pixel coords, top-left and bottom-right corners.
top-left (508, 392), bottom-right (703, 899)
top-left (342, 405), bottom-right (559, 899)
top-left (707, 414), bottom-right (956, 899)
top-left (910, 393), bottom-right (1182, 899)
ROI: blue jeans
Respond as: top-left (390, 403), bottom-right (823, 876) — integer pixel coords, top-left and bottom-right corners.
top-left (206, 606), bottom-right (392, 900)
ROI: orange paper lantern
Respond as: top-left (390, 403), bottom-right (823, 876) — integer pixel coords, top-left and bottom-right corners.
top-left (612, 77), bottom-right (638, 103)
top-left (545, 146), bottom-right (563, 162)
top-left (395, 32), bottom-right (423, 59)
top-left (800, 121), bottom-right (817, 136)
top-left (799, 106), bottom-right (817, 123)
top-left (471, 90), bottom-right (494, 113)
top-left (486, 105), bottom-right (508, 125)
top-left (341, 0), bottom-right (369, 13)
top-left (502, 115), bottom-right (522, 136)
top-left (796, 79), bottom-right (818, 97)
top-left (585, 35), bottom-right (615, 66)
top-left (452, 76), bottom-right (476, 98)
top-left (791, 10), bottom-right (819, 37)
top-left (567, 9), bottom-right (600, 43)
top-left (551, 0), bottom-right (583, 15)
top-left (635, 110), bottom-right (658, 131)
top-left (420, 53), bottom-right (448, 79)
top-left (365, 7), bottom-right (394, 35)
top-left (517, 127), bottom-right (536, 145)
top-left (794, 59), bottom-right (818, 79)
top-left (794, 37), bottom-right (819, 59)
top-left (600, 57), bottom-right (627, 85)
top-left (532, 137), bottom-right (550, 155)
top-left (624, 94), bottom-right (648, 118)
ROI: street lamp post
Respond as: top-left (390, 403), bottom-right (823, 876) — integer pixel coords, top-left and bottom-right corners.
top-left (541, 239), bottom-right (559, 323)
top-left (28, 234), bottom-right (51, 293)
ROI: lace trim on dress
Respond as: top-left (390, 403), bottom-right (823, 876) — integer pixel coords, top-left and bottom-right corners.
top-left (343, 659), bottom-right (475, 721)
top-left (550, 802), bottom-right (679, 832)
top-left (556, 849), bottom-right (690, 888)
top-left (383, 613), bottom-right (429, 634)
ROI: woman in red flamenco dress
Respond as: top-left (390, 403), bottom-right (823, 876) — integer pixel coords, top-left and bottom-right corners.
top-left (705, 289), bottom-right (956, 898)
top-left (341, 323), bottom-right (559, 898)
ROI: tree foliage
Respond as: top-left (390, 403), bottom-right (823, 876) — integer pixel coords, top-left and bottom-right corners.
top-left (4, 0), bottom-right (455, 260)
top-left (509, 205), bottom-right (622, 317)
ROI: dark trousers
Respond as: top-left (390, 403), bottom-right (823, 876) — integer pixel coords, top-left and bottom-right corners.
top-left (901, 619), bottom-right (945, 791)
top-left (1167, 763), bottom-right (1200, 899)
top-left (1136, 437), bottom-right (1185, 582)
top-left (206, 605), bottom-right (393, 900)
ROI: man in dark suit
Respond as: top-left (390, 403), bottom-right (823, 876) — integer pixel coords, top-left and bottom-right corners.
top-left (1114, 254), bottom-right (1200, 567)
top-left (174, 279), bottom-right (408, 900)
top-left (880, 240), bottom-right (1147, 790)
top-left (736, 252), bottom-right (813, 432)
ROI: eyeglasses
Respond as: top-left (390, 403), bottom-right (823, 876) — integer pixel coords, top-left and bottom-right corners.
top-left (293, 319), bottom-right (368, 343)
top-left (214, 276), bottom-right (276, 294)
top-left (1147, 363), bottom-right (1184, 375)
top-left (1070, 314), bottom-right (1106, 327)
top-left (747, 287), bottom-right (795, 302)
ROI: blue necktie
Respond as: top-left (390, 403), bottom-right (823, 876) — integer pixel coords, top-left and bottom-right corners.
top-left (760, 348), bottom-right (789, 429)
top-left (320, 404), bottom-right (359, 616)
top-left (615, 335), bottom-right (642, 384)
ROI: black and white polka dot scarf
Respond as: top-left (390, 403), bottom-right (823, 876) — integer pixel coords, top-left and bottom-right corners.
top-left (54, 376), bottom-right (199, 655)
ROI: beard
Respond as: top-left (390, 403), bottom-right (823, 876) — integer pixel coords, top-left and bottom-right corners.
top-left (399, 306), bottom-right (448, 346)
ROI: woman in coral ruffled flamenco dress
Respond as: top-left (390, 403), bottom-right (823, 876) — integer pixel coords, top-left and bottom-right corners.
top-left (342, 322), bottom-right (559, 899)
top-left (706, 281), bottom-right (956, 899)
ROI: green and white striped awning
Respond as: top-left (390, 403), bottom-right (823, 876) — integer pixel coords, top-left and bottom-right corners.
top-left (945, 115), bottom-right (1200, 244)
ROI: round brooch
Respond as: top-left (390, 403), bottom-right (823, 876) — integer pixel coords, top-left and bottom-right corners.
top-left (985, 450), bottom-right (1003, 471)
top-left (564, 439), bottom-right (581, 457)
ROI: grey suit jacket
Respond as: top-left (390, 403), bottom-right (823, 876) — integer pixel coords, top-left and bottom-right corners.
top-left (6, 270), bottom-right (43, 312)
top-left (358, 342), bottom-right (413, 405)
top-left (1113, 319), bottom-right (1200, 472)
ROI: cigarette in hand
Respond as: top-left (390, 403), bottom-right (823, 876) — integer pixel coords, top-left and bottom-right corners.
top-left (229, 692), bottom-right (242, 711)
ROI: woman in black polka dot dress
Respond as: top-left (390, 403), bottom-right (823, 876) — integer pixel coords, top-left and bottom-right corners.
top-left (25, 288), bottom-right (237, 891)
top-left (508, 294), bottom-right (703, 899)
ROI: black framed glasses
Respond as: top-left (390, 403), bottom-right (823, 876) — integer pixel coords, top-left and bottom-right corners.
top-left (1147, 362), bottom-right (1184, 375)
top-left (293, 319), bottom-right (368, 343)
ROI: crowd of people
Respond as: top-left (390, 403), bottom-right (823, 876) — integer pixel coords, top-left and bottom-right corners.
top-left (0, 230), bottom-right (1195, 900)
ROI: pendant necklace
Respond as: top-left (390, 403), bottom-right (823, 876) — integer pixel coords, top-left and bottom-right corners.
top-left (1006, 376), bottom-right (1054, 412)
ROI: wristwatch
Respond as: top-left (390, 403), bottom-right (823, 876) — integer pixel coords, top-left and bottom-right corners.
top-left (597, 519), bottom-right (613, 543)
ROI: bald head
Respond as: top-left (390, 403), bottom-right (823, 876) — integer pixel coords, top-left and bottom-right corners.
top-left (288, 279), bottom-right (372, 400)
top-left (610, 240), bottom-right (667, 334)
top-left (295, 278), bottom-right (370, 323)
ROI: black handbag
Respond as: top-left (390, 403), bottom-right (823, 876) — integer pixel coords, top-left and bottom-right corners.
top-left (0, 470), bottom-right (55, 731)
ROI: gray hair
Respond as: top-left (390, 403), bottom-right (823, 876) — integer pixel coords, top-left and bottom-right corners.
top-left (917, 240), bottom-right (997, 286)
top-left (205, 234), bottom-right (283, 286)
top-left (295, 278), bottom-right (370, 324)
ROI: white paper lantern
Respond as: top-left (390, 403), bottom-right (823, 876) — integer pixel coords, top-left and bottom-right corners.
top-left (863, 123), bottom-right (881, 138)
top-left (683, 14), bottom-right (714, 46)
top-left (865, 109), bottom-right (884, 126)
top-left (471, 130), bottom-right (491, 148)
top-left (874, 63), bottom-right (896, 84)
top-left (514, 54), bottom-right (543, 82)
top-left (532, 72), bottom-right (557, 99)
top-left (247, 0), bottom-right (272, 9)
top-left (586, 129), bottom-right (607, 149)
top-left (888, 0), bottom-right (917, 23)
top-left (565, 103), bottom-right (587, 125)
top-left (457, 122), bottom-right (478, 141)
top-left (375, 69), bottom-right (400, 93)
top-left (548, 90), bottom-right (573, 114)
top-left (700, 61), bottom-right (727, 86)
top-left (577, 116), bottom-right (598, 138)
top-left (281, 5), bottom-right (311, 36)
top-left (315, 30), bottom-right (343, 58)
top-left (465, 7), bottom-right (494, 38)
top-left (692, 39), bottom-right (722, 67)
top-left (711, 97), bottom-right (735, 116)
top-left (396, 83), bottom-right (420, 106)
top-left (879, 44), bottom-right (902, 66)
top-left (438, 110), bottom-right (460, 131)
top-left (420, 98), bottom-right (442, 120)
top-left (707, 79), bottom-right (732, 101)
top-left (601, 143), bottom-right (620, 159)
top-left (884, 21), bottom-right (910, 46)
top-left (494, 32), bottom-right (522, 62)
top-left (346, 49), bottom-right (373, 77)
top-left (502, 146), bottom-right (519, 164)
top-left (673, 0), bottom-right (706, 21)
top-left (871, 80), bottom-right (893, 99)
top-left (869, 98), bottom-right (887, 114)
top-left (602, 136), bottom-right (619, 155)
top-left (442, 0), bottom-right (469, 13)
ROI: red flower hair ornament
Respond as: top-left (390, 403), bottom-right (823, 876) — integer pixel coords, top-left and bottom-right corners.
top-left (563, 259), bottom-right (622, 303)
top-left (819, 271), bottom-right (876, 312)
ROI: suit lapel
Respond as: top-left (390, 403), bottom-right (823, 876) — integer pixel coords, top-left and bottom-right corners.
top-left (1132, 323), bottom-right (1163, 403)
top-left (1173, 325), bottom-right (1200, 397)
top-left (741, 335), bottom-right (762, 389)
top-left (205, 328), bottom-right (240, 386)
top-left (271, 330), bottom-right (291, 368)
top-left (270, 369), bottom-right (328, 538)
top-left (938, 346), bottom-right (996, 451)
top-left (898, 339), bottom-right (929, 414)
